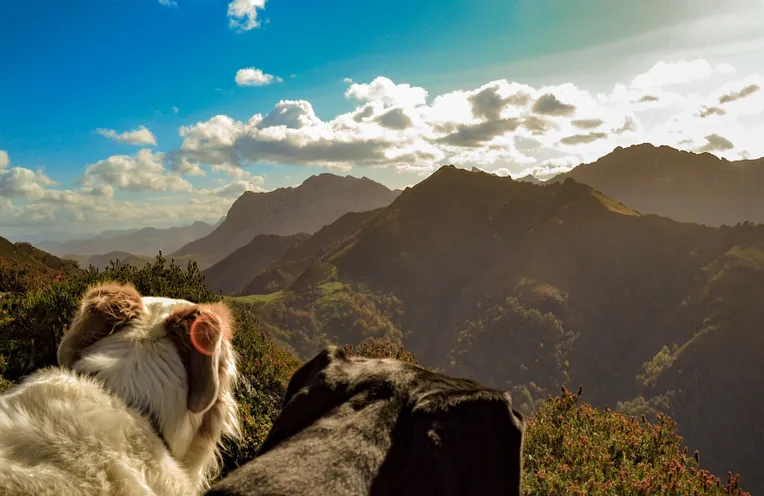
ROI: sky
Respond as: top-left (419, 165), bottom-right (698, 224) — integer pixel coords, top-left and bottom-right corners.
top-left (1, 0), bottom-right (764, 239)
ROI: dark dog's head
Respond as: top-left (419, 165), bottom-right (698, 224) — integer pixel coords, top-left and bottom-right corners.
top-left (208, 345), bottom-right (525, 496)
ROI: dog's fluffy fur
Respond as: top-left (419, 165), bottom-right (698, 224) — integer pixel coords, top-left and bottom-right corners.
top-left (208, 346), bottom-right (526, 496)
top-left (0, 282), bottom-right (239, 496)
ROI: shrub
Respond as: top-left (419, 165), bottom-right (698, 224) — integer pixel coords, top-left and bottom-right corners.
top-left (0, 253), bottom-right (218, 379)
top-left (219, 309), bottom-right (301, 478)
top-left (343, 336), bottom-right (419, 365)
top-left (521, 386), bottom-right (749, 495)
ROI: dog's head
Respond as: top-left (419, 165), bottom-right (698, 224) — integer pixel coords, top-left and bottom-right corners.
top-left (57, 282), bottom-right (239, 484)
top-left (210, 345), bottom-right (525, 496)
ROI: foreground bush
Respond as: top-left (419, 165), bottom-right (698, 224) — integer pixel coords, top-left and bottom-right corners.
top-left (521, 386), bottom-right (749, 495)
top-left (219, 309), bottom-right (302, 477)
top-left (0, 253), bottom-right (217, 379)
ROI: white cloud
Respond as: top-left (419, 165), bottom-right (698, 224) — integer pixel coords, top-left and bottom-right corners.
top-left (235, 67), bottom-right (282, 87)
top-left (96, 125), bottom-right (157, 146)
top-left (165, 60), bottom-right (764, 179)
top-left (158, 0), bottom-right (178, 7)
top-left (0, 150), bottom-right (8, 170)
top-left (7, 57), bottom-right (764, 234)
top-left (172, 106), bottom-right (180, 114)
top-left (196, 176), bottom-right (266, 198)
top-left (345, 77), bottom-right (428, 107)
top-left (79, 149), bottom-right (192, 192)
top-left (228, 0), bottom-right (266, 32)
top-left (630, 59), bottom-right (735, 90)
top-left (0, 165), bottom-right (58, 200)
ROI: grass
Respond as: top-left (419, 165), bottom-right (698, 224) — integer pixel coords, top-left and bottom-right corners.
top-left (725, 246), bottom-right (764, 272)
top-left (226, 291), bottom-right (293, 308)
top-left (590, 189), bottom-right (640, 216)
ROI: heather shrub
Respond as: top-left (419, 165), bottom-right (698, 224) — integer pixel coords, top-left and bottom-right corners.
top-left (521, 386), bottom-right (749, 495)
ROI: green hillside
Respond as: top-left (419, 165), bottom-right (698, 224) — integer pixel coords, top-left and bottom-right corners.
top-left (226, 166), bottom-right (764, 492)
top-left (0, 253), bottom-right (750, 494)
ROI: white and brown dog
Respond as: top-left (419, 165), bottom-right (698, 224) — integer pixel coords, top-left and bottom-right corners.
top-left (0, 282), bottom-right (239, 496)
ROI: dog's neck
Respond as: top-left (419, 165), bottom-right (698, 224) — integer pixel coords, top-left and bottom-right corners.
top-left (71, 339), bottom-right (215, 490)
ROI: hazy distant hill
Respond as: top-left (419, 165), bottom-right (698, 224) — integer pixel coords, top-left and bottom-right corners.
top-left (229, 165), bottom-right (764, 493)
top-left (172, 173), bottom-right (400, 269)
top-left (64, 252), bottom-right (153, 270)
top-left (36, 222), bottom-right (215, 258)
top-left (555, 143), bottom-right (764, 226)
top-left (202, 233), bottom-right (310, 295)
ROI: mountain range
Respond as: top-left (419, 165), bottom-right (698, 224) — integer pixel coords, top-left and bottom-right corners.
top-left (554, 143), bottom-right (764, 226)
top-left (208, 163), bottom-right (764, 493)
top-left (171, 173), bottom-right (401, 268)
top-left (7, 143), bottom-right (764, 491)
top-left (37, 221), bottom-right (217, 258)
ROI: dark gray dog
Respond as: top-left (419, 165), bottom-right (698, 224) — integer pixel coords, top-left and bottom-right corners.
top-left (207, 345), bottom-right (525, 496)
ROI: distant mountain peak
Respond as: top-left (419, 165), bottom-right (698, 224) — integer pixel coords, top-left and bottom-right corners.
top-left (171, 173), bottom-right (400, 268)
top-left (556, 143), bottom-right (764, 226)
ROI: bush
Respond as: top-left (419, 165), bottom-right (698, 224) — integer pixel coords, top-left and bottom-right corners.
top-left (219, 309), bottom-right (301, 478)
top-left (521, 386), bottom-right (749, 495)
top-left (0, 253), bottom-right (218, 379)
top-left (343, 336), bottom-right (419, 365)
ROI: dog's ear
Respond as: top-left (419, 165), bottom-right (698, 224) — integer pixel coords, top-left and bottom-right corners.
top-left (257, 346), bottom-right (349, 454)
top-left (58, 282), bottom-right (144, 369)
top-left (389, 389), bottom-right (526, 496)
top-left (166, 302), bottom-right (233, 414)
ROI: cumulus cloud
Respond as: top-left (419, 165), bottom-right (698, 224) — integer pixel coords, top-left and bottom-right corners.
top-left (345, 77), bottom-right (428, 107)
top-left (437, 119), bottom-right (522, 148)
top-left (258, 100), bottom-right (321, 129)
top-left (698, 105), bottom-right (726, 118)
top-left (612, 116), bottom-right (638, 134)
top-left (469, 83), bottom-right (531, 121)
top-left (0, 150), bottom-right (273, 233)
top-left (161, 60), bottom-right (764, 180)
top-left (572, 119), bottom-right (604, 129)
top-left (560, 132), bottom-right (608, 145)
top-left (196, 177), bottom-right (265, 198)
top-left (79, 149), bottom-right (192, 192)
top-left (0, 150), bottom-right (8, 170)
top-left (376, 108), bottom-right (414, 130)
top-left (235, 67), bottom-right (282, 86)
top-left (0, 165), bottom-right (57, 200)
top-left (228, 0), bottom-right (266, 32)
top-left (532, 93), bottom-right (576, 116)
top-left (96, 125), bottom-right (157, 146)
top-left (698, 134), bottom-right (734, 152)
top-left (630, 59), bottom-right (731, 89)
top-left (719, 84), bottom-right (760, 103)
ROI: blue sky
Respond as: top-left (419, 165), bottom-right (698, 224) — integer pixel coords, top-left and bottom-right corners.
top-left (2, 0), bottom-right (764, 239)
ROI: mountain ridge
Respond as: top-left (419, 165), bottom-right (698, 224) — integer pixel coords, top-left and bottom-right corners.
top-left (227, 164), bottom-right (764, 492)
top-left (172, 173), bottom-right (400, 268)
top-left (554, 143), bottom-right (764, 226)
top-left (35, 222), bottom-right (216, 258)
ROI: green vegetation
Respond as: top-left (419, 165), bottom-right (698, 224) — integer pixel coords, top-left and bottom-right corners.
top-left (522, 387), bottom-right (748, 495)
top-left (234, 281), bottom-right (406, 359)
top-left (0, 250), bottom-right (752, 493)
